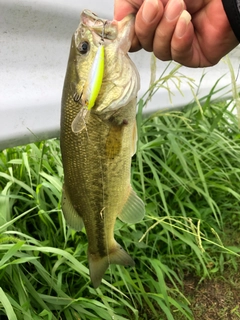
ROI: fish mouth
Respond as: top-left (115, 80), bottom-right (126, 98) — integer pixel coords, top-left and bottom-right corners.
top-left (81, 9), bottom-right (117, 40)
top-left (81, 9), bottom-right (135, 46)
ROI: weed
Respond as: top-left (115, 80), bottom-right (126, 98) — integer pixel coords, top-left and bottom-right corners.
top-left (0, 63), bottom-right (240, 319)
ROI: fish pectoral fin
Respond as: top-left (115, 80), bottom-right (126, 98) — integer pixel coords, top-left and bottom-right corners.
top-left (88, 242), bottom-right (135, 289)
top-left (71, 108), bottom-right (90, 134)
top-left (61, 185), bottom-right (84, 231)
top-left (118, 187), bottom-right (145, 224)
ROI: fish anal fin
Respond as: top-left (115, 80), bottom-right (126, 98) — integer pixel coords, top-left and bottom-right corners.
top-left (119, 187), bottom-right (145, 224)
top-left (62, 185), bottom-right (84, 231)
top-left (88, 242), bottom-right (135, 289)
top-left (109, 242), bottom-right (135, 267)
top-left (132, 120), bottom-right (137, 156)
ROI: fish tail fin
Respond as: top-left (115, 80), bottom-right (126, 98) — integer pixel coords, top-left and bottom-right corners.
top-left (88, 242), bottom-right (135, 289)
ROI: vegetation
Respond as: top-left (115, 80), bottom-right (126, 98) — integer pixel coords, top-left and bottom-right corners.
top-left (0, 62), bottom-right (240, 319)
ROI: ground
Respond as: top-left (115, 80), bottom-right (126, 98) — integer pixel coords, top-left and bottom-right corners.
top-left (181, 273), bottom-right (240, 320)
top-left (172, 228), bottom-right (240, 320)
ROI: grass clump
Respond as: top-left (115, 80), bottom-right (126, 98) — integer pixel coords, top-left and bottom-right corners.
top-left (0, 64), bottom-right (240, 319)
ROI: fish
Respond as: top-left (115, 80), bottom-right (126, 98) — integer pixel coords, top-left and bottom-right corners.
top-left (60, 9), bottom-right (145, 289)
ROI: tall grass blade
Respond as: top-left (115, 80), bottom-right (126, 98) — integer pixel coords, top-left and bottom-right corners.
top-left (0, 287), bottom-right (18, 320)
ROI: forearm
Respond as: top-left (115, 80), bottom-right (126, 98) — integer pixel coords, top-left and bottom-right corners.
top-left (222, 0), bottom-right (240, 42)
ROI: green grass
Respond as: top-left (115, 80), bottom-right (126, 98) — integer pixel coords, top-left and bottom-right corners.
top-left (0, 63), bottom-right (240, 319)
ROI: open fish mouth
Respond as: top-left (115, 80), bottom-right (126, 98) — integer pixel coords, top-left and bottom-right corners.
top-left (81, 9), bottom-right (118, 41)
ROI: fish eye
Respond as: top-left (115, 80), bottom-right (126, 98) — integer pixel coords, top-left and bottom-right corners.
top-left (78, 41), bottom-right (90, 54)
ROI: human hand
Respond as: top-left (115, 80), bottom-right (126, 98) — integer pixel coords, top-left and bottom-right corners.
top-left (114, 0), bottom-right (239, 67)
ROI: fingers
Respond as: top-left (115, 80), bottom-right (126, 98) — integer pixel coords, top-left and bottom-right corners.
top-left (114, 0), bottom-right (143, 21)
top-left (151, 0), bottom-right (186, 60)
top-left (170, 11), bottom-right (198, 67)
top-left (134, 0), bottom-right (164, 52)
top-left (114, 0), bottom-right (144, 52)
top-left (149, 0), bottom-right (199, 67)
top-left (113, 0), bottom-right (199, 66)
top-left (114, 0), bottom-right (164, 52)
top-left (114, 0), bottom-right (239, 67)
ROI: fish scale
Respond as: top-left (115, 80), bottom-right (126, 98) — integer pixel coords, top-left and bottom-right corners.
top-left (60, 10), bottom-right (145, 288)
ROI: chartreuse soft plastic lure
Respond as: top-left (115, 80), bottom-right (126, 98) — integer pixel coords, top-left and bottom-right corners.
top-left (83, 44), bottom-right (105, 110)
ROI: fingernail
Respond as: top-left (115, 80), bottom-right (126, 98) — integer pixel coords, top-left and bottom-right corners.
top-left (165, 0), bottom-right (184, 21)
top-left (175, 10), bottom-right (191, 38)
top-left (142, 0), bottom-right (159, 23)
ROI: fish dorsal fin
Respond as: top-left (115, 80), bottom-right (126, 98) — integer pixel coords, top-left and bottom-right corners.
top-left (118, 187), bottom-right (145, 224)
top-left (62, 185), bottom-right (84, 231)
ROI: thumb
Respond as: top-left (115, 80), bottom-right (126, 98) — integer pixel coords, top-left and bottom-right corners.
top-left (114, 0), bottom-right (143, 20)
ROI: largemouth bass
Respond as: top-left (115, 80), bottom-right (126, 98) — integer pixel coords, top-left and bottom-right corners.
top-left (60, 10), bottom-right (145, 288)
